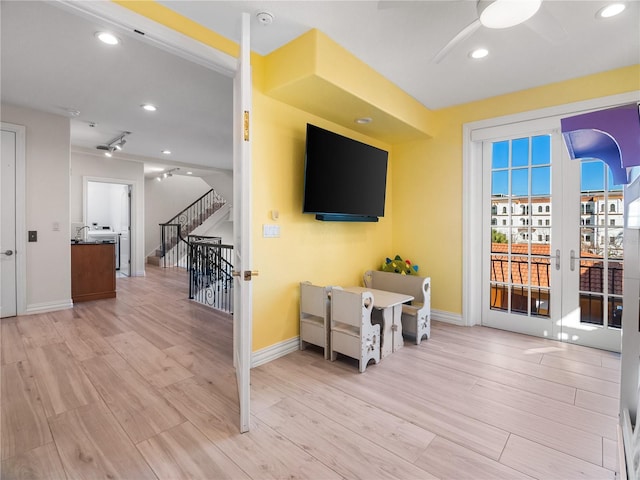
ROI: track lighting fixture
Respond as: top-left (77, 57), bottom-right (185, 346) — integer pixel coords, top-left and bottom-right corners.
top-left (96, 131), bottom-right (131, 156)
top-left (156, 167), bottom-right (180, 182)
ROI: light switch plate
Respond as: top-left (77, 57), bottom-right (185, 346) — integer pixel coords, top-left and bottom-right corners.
top-left (262, 224), bottom-right (280, 238)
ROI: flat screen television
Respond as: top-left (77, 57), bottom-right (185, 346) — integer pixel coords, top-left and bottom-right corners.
top-left (302, 124), bottom-right (388, 222)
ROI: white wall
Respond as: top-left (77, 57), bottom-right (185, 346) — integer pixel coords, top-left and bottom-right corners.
top-left (144, 175), bottom-right (211, 256)
top-left (621, 171), bottom-right (640, 424)
top-left (86, 182), bottom-right (127, 229)
top-left (70, 150), bottom-right (145, 276)
top-left (1, 104), bottom-right (71, 312)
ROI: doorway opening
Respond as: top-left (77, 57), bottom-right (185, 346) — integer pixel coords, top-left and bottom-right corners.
top-left (83, 179), bottom-right (132, 278)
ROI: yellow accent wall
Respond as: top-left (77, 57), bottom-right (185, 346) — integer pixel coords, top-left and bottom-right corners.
top-left (251, 91), bottom-right (393, 350)
top-left (392, 65), bottom-right (640, 315)
top-left (264, 29), bottom-right (435, 143)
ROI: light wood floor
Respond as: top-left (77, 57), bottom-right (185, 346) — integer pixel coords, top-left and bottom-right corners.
top-left (1, 266), bottom-right (620, 479)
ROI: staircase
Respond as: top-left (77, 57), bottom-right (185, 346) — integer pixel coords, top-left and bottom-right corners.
top-left (147, 189), bottom-right (226, 267)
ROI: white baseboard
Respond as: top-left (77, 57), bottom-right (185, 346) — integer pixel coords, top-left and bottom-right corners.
top-left (251, 336), bottom-right (300, 368)
top-left (25, 299), bottom-right (73, 315)
top-left (432, 308), bottom-right (465, 326)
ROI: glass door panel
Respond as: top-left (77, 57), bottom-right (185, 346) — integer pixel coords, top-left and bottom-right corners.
top-left (485, 133), bottom-right (558, 338)
top-left (557, 160), bottom-right (622, 351)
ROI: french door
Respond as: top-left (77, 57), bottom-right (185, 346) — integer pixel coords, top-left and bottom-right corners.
top-left (482, 122), bottom-right (622, 352)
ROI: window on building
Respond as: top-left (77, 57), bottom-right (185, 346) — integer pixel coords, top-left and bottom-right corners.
top-left (610, 203), bottom-right (616, 213)
top-left (585, 218), bottom-right (591, 225)
top-left (585, 235), bottom-right (591, 242)
top-left (491, 205), bottom-right (497, 215)
top-left (538, 219), bottom-right (542, 226)
top-left (610, 236), bottom-right (616, 244)
top-left (502, 219), bottom-right (507, 226)
top-left (491, 218), bottom-right (497, 225)
top-left (610, 219), bottom-right (615, 226)
top-left (545, 219), bottom-right (550, 226)
top-left (545, 206), bottom-right (550, 213)
top-left (538, 235), bottom-right (542, 241)
top-left (545, 235), bottom-right (550, 242)
top-left (538, 206), bottom-right (542, 213)
top-left (503, 206), bottom-right (507, 214)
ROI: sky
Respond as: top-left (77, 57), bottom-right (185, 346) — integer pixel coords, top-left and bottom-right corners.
top-left (491, 135), bottom-right (621, 197)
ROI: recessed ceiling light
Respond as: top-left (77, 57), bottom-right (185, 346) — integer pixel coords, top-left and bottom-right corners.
top-left (186, 171), bottom-right (193, 175)
top-left (470, 48), bottom-right (489, 59)
top-left (141, 104), bottom-right (158, 112)
top-left (161, 149), bottom-right (171, 155)
top-left (95, 31), bottom-right (120, 45)
top-left (597, 3), bottom-right (626, 18)
top-left (355, 117), bottom-right (372, 124)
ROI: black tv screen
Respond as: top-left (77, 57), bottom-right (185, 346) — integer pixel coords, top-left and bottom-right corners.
top-left (302, 124), bottom-right (388, 222)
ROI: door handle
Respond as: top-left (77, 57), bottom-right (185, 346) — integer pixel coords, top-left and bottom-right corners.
top-left (555, 249), bottom-right (560, 271)
top-left (2, 250), bottom-right (14, 256)
top-left (570, 250), bottom-right (577, 272)
top-left (232, 270), bottom-right (259, 281)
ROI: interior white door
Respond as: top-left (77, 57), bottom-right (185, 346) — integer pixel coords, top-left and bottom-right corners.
top-left (1, 128), bottom-right (17, 318)
top-left (232, 11), bottom-right (252, 433)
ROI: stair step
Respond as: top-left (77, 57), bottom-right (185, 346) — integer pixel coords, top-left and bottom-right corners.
top-left (147, 255), bottom-right (161, 266)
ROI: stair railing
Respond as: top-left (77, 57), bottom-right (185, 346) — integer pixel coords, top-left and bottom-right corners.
top-left (159, 189), bottom-right (226, 268)
top-left (188, 235), bottom-right (234, 313)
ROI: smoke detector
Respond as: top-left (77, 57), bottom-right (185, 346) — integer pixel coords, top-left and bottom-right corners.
top-left (256, 12), bottom-right (274, 25)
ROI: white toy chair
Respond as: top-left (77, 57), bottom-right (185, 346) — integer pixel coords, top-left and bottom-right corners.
top-left (299, 282), bottom-right (332, 359)
top-left (330, 289), bottom-right (380, 373)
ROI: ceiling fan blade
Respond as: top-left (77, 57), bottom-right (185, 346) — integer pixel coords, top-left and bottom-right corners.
top-left (432, 18), bottom-right (482, 64)
top-left (524, 4), bottom-right (568, 44)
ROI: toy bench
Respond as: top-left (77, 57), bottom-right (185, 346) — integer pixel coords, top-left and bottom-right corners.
top-left (363, 270), bottom-right (431, 344)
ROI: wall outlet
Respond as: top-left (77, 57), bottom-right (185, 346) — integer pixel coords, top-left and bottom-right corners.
top-left (28, 230), bottom-right (37, 242)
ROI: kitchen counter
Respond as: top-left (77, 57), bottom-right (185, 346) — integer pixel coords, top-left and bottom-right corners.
top-left (71, 242), bottom-right (116, 303)
top-left (71, 239), bottom-right (115, 245)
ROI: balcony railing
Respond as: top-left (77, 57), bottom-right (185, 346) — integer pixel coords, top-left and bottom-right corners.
top-left (490, 255), bottom-right (623, 327)
top-left (188, 235), bottom-right (233, 314)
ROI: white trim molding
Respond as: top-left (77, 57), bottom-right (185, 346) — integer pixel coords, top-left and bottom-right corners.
top-left (251, 336), bottom-right (300, 368)
top-left (54, 0), bottom-right (237, 76)
top-left (431, 309), bottom-right (465, 326)
top-left (25, 300), bottom-right (73, 315)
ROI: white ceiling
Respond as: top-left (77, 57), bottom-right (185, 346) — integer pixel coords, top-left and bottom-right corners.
top-left (1, 1), bottom-right (638, 172)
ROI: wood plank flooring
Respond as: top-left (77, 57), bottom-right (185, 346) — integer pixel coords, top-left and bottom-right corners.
top-left (1, 265), bottom-right (620, 479)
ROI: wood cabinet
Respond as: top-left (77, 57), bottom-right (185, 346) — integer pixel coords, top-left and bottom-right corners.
top-left (71, 243), bottom-right (116, 303)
